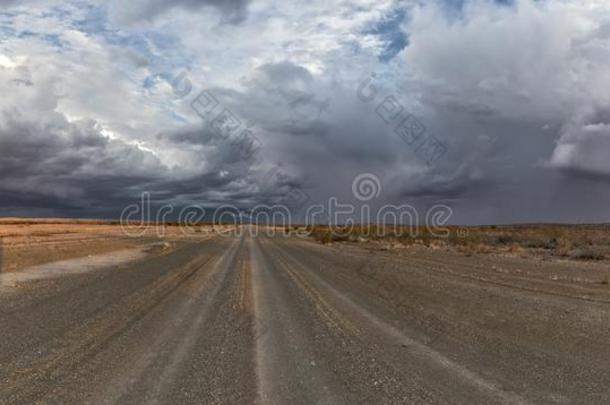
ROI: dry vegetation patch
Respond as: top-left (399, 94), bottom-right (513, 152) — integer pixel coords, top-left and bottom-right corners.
top-left (307, 224), bottom-right (610, 262)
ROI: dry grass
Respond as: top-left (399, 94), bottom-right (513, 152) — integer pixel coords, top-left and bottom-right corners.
top-left (307, 224), bottom-right (610, 261)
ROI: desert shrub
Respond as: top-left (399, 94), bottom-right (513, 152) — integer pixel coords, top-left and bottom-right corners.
top-left (486, 234), bottom-right (515, 246)
top-left (568, 248), bottom-right (605, 261)
top-left (418, 227), bottom-right (432, 247)
top-left (332, 233), bottom-right (350, 242)
top-left (447, 232), bottom-right (468, 246)
top-left (318, 232), bottom-right (333, 244)
top-left (555, 237), bottom-right (574, 257)
top-left (543, 237), bottom-right (558, 249)
top-left (522, 238), bottom-right (556, 249)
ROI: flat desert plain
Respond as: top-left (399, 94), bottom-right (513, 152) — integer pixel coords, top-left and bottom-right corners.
top-left (0, 220), bottom-right (609, 404)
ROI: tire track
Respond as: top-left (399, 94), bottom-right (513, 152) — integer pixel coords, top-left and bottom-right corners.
top-left (250, 236), bottom-right (342, 405)
top-left (120, 235), bottom-right (245, 405)
top-left (1, 240), bottom-right (227, 403)
top-left (265, 236), bottom-right (529, 405)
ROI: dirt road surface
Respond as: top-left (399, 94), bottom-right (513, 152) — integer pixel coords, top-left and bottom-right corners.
top-left (1, 232), bottom-right (609, 404)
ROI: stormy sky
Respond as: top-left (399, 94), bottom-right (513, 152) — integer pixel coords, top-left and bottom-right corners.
top-left (0, 0), bottom-right (609, 224)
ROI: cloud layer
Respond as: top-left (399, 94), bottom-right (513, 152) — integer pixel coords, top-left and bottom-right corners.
top-left (1, 0), bottom-right (610, 223)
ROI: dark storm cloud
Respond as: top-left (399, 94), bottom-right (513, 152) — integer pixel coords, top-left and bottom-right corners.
top-left (0, 109), bottom-right (166, 213)
top-left (3, 0), bottom-right (610, 224)
top-left (0, 62), bottom-right (324, 218)
top-left (0, 69), bottom-right (264, 217)
top-left (201, 60), bottom-right (471, 212)
top-left (0, 111), bottom-right (270, 216)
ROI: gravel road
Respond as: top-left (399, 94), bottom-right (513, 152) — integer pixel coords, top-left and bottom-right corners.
top-left (1, 232), bottom-right (609, 404)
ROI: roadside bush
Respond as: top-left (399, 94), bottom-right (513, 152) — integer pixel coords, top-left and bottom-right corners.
top-left (555, 237), bottom-right (574, 257)
top-left (568, 248), bottom-right (605, 261)
top-left (483, 234), bottom-right (515, 246)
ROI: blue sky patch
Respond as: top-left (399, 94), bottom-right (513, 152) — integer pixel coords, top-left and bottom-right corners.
top-left (364, 7), bottom-right (409, 63)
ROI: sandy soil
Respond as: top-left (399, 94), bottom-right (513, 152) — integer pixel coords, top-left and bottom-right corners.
top-left (0, 218), bottom-right (222, 273)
